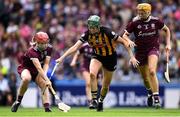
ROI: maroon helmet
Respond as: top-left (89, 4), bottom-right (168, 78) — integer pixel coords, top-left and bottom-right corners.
top-left (33, 32), bottom-right (49, 43)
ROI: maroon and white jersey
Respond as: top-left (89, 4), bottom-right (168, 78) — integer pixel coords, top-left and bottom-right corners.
top-left (17, 45), bottom-right (53, 77)
top-left (78, 43), bottom-right (94, 71)
top-left (125, 16), bottom-right (165, 51)
top-left (79, 43), bottom-right (93, 62)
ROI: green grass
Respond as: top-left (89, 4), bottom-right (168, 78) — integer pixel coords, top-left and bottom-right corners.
top-left (0, 107), bottom-right (180, 117)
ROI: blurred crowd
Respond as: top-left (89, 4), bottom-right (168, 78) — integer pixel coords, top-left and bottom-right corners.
top-left (0, 0), bottom-right (180, 106)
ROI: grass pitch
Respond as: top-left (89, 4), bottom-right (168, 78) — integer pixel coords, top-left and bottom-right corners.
top-left (0, 107), bottom-right (180, 117)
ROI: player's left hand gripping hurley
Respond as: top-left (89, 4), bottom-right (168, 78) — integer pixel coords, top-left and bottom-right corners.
top-left (43, 63), bottom-right (71, 112)
top-left (164, 51), bottom-right (170, 83)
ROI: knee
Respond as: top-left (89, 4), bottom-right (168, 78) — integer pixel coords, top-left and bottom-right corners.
top-left (22, 77), bottom-right (31, 84)
top-left (90, 73), bottom-right (96, 80)
top-left (21, 70), bottom-right (31, 84)
top-left (149, 68), bottom-right (156, 77)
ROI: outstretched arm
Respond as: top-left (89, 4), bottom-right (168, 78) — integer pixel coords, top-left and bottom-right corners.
top-left (115, 36), bottom-right (139, 67)
top-left (70, 51), bottom-right (80, 67)
top-left (124, 43), bottom-right (139, 68)
top-left (56, 40), bottom-right (83, 64)
top-left (122, 30), bottom-right (136, 48)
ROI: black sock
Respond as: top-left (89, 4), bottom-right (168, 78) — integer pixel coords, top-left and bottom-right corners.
top-left (17, 96), bottom-right (23, 103)
top-left (91, 91), bottom-right (97, 100)
top-left (99, 95), bottom-right (105, 103)
top-left (147, 89), bottom-right (152, 97)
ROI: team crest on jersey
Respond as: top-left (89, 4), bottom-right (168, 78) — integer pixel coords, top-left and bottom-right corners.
top-left (151, 23), bottom-right (155, 29)
top-left (137, 25), bottom-right (142, 29)
top-left (85, 48), bottom-right (88, 52)
top-left (90, 48), bottom-right (93, 52)
top-left (144, 24), bottom-right (149, 29)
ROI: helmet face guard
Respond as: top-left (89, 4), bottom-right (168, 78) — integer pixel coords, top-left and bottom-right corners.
top-left (88, 20), bottom-right (100, 28)
top-left (33, 31), bottom-right (49, 51)
top-left (136, 3), bottom-right (151, 20)
top-left (37, 43), bottom-right (48, 51)
top-left (87, 15), bottom-right (100, 33)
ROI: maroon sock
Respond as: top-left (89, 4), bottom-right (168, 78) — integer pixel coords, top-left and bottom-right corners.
top-left (153, 94), bottom-right (160, 103)
top-left (43, 103), bottom-right (50, 109)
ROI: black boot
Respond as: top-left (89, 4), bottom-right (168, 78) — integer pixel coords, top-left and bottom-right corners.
top-left (153, 95), bottom-right (161, 109)
top-left (97, 101), bottom-right (103, 112)
top-left (97, 98), bottom-right (103, 112)
top-left (45, 108), bottom-right (52, 112)
top-left (147, 95), bottom-right (153, 107)
top-left (11, 101), bottom-right (21, 112)
top-left (89, 99), bottom-right (97, 109)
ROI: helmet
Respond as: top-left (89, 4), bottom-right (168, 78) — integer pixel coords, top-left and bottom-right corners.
top-left (136, 3), bottom-right (151, 19)
top-left (33, 31), bottom-right (49, 43)
top-left (87, 15), bottom-right (100, 28)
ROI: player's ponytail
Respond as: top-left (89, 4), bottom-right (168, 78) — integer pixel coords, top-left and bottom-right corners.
top-left (30, 36), bottom-right (36, 46)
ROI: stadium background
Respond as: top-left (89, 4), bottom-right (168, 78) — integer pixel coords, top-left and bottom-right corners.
top-left (0, 0), bottom-right (179, 109)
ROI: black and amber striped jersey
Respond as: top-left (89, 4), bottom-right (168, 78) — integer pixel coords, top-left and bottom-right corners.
top-left (79, 26), bottom-right (119, 56)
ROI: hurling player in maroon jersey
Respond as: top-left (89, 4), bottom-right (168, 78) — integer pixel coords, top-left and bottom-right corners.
top-left (123, 3), bottom-right (171, 108)
top-left (11, 32), bottom-right (53, 112)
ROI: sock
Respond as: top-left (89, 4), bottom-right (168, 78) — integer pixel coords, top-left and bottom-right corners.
top-left (99, 95), bottom-right (105, 103)
top-left (99, 87), bottom-right (109, 102)
top-left (153, 93), bottom-right (160, 103)
top-left (147, 89), bottom-right (152, 97)
top-left (17, 96), bottom-right (23, 103)
top-left (91, 91), bottom-right (97, 100)
top-left (43, 103), bottom-right (50, 110)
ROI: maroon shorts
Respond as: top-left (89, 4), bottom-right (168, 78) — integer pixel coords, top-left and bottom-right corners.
top-left (80, 64), bottom-right (89, 72)
top-left (80, 62), bottom-right (102, 79)
top-left (17, 65), bottom-right (38, 81)
top-left (135, 47), bottom-right (159, 66)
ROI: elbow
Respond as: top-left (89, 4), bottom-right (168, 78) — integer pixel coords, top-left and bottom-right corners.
top-left (163, 26), bottom-right (170, 33)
